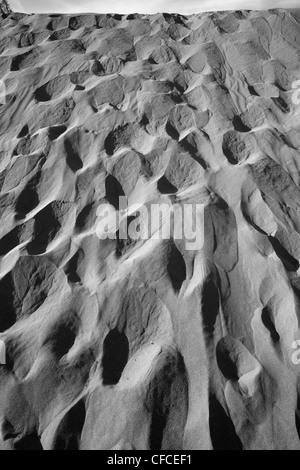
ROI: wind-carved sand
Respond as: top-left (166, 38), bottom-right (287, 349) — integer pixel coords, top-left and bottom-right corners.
top-left (1, 3), bottom-right (300, 450)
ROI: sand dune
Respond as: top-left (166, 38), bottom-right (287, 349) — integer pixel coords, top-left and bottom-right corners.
top-left (1, 3), bottom-right (300, 450)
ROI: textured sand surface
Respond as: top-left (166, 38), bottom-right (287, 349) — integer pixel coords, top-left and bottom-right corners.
top-left (1, 4), bottom-right (300, 450)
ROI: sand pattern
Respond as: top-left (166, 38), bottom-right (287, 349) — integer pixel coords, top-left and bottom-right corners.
top-left (0, 6), bottom-right (300, 449)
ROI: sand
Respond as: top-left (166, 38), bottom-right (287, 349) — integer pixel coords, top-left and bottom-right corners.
top-left (0, 3), bottom-right (300, 450)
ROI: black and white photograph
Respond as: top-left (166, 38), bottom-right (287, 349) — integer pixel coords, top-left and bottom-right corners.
top-left (0, 0), bottom-right (300, 453)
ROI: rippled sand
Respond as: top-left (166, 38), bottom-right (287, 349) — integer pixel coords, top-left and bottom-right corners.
top-left (1, 4), bottom-right (300, 449)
